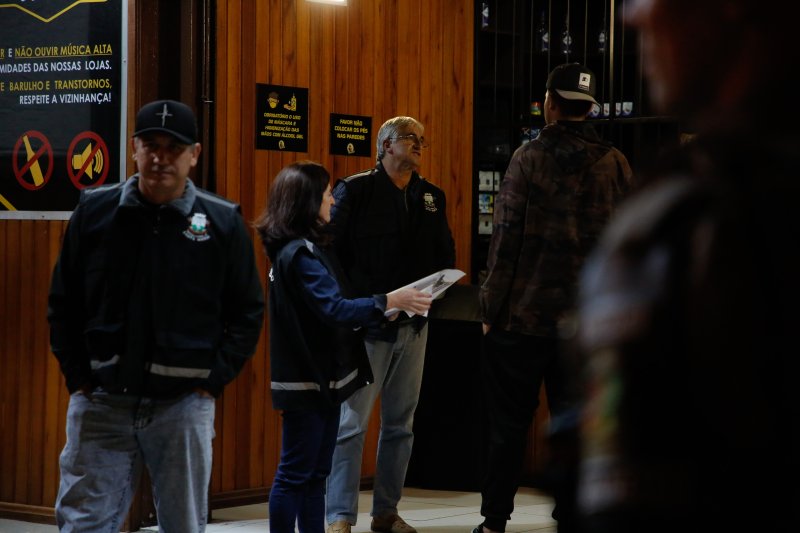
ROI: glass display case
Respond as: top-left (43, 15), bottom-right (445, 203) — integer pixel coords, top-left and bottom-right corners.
top-left (472, 0), bottom-right (682, 283)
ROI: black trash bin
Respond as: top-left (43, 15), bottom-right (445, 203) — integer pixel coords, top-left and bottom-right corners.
top-left (406, 284), bottom-right (488, 491)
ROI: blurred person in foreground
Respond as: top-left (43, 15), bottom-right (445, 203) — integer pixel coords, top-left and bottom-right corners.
top-left (573, 1), bottom-right (800, 531)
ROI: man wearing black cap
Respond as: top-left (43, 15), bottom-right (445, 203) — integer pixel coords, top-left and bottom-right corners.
top-left (476, 63), bottom-right (634, 533)
top-left (48, 100), bottom-right (265, 532)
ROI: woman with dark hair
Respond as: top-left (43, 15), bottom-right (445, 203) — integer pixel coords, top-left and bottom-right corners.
top-left (254, 161), bottom-right (431, 533)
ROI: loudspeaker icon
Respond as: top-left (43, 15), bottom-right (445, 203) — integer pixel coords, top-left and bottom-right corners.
top-left (72, 142), bottom-right (104, 180)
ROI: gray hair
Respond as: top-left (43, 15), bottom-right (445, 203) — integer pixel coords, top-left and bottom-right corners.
top-left (376, 116), bottom-right (423, 162)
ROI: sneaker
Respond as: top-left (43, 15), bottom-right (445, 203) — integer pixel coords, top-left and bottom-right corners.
top-left (371, 514), bottom-right (417, 533)
top-left (327, 520), bottom-right (352, 533)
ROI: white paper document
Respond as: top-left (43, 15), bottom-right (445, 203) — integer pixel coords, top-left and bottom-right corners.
top-left (384, 268), bottom-right (466, 318)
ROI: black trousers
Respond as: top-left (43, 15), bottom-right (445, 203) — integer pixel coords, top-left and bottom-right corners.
top-left (479, 330), bottom-right (566, 532)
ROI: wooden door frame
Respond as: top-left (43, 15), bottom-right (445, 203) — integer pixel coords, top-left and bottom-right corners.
top-left (133, 0), bottom-right (213, 190)
top-left (125, 0), bottom-right (213, 529)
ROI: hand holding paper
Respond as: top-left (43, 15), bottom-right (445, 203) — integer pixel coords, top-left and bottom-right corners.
top-left (384, 269), bottom-right (466, 318)
top-left (385, 286), bottom-right (432, 318)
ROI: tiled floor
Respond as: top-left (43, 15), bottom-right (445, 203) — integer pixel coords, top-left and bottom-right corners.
top-left (0, 487), bottom-right (556, 533)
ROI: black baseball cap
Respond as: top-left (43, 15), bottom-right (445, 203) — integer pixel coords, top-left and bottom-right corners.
top-left (133, 99), bottom-right (198, 144)
top-left (546, 63), bottom-right (599, 106)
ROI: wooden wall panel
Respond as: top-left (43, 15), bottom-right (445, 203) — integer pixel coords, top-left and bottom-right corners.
top-left (1, 222), bottom-right (18, 505)
top-left (447, 0), bottom-right (474, 273)
top-left (11, 222), bottom-right (26, 503)
top-left (213, 0), bottom-right (474, 499)
top-left (0, 0), bottom-right (474, 520)
top-left (42, 222), bottom-right (68, 505)
top-left (235, 0), bottom-right (259, 495)
top-left (0, 220), bottom-right (70, 520)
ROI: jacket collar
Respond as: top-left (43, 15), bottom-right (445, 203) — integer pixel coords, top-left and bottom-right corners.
top-left (119, 174), bottom-right (197, 216)
top-left (549, 120), bottom-right (603, 143)
top-left (374, 161), bottom-right (422, 190)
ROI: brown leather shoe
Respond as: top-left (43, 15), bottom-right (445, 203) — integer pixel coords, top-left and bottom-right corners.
top-left (327, 520), bottom-right (352, 533)
top-left (371, 514), bottom-right (417, 533)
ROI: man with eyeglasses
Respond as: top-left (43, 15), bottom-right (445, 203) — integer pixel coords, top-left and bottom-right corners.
top-left (325, 116), bottom-right (455, 533)
top-left (48, 99), bottom-right (265, 532)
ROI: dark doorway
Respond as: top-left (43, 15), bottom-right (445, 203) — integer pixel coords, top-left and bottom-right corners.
top-left (134, 0), bottom-right (215, 190)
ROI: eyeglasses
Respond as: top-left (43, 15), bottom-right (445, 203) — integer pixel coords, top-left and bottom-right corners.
top-left (391, 133), bottom-right (429, 148)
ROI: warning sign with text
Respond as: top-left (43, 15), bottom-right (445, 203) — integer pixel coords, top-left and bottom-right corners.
top-left (0, 0), bottom-right (127, 219)
top-left (255, 84), bottom-right (309, 153)
top-left (329, 113), bottom-right (371, 157)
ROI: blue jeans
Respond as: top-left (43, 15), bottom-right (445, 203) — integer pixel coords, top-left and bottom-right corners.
top-left (270, 407), bottom-right (341, 533)
top-left (55, 390), bottom-right (216, 533)
top-left (326, 322), bottom-right (428, 525)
